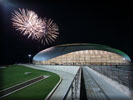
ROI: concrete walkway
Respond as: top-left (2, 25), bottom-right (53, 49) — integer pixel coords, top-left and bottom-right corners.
top-left (22, 64), bottom-right (80, 100)
top-left (83, 67), bottom-right (131, 100)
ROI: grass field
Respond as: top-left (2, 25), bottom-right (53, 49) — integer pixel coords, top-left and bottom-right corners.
top-left (0, 65), bottom-right (60, 100)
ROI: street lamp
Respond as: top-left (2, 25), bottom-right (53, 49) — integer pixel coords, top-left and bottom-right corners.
top-left (28, 54), bottom-right (31, 64)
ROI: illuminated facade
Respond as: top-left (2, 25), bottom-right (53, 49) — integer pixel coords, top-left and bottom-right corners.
top-left (33, 43), bottom-right (131, 65)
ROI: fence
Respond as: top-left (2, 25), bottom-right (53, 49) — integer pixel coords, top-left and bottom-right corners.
top-left (89, 65), bottom-right (133, 89)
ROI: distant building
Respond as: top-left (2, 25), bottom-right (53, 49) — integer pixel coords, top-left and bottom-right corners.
top-left (33, 43), bottom-right (131, 65)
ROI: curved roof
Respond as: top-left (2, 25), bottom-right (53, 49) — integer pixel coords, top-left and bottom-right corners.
top-left (33, 43), bottom-right (131, 62)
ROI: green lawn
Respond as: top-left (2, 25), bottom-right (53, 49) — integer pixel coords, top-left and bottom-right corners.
top-left (0, 65), bottom-right (60, 100)
top-left (0, 65), bottom-right (52, 90)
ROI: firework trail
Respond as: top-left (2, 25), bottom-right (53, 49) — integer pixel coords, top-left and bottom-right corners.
top-left (11, 8), bottom-right (59, 45)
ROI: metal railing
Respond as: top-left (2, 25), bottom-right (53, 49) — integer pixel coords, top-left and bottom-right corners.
top-left (89, 65), bottom-right (133, 89)
top-left (63, 68), bottom-right (81, 100)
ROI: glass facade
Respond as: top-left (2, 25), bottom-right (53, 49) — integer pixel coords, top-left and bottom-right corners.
top-left (34, 50), bottom-right (130, 65)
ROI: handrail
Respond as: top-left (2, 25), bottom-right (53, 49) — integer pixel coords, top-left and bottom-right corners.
top-left (63, 67), bottom-right (81, 100)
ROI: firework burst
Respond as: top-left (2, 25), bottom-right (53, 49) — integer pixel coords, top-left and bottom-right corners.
top-left (40, 18), bottom-right (59, 45)
top-left (11, 8), bottom-right (59, 45)
top-left (11, 9), bottom-right (45, 40)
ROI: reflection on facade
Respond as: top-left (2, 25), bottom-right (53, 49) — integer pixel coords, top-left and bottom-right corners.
top-left (34, 50), bottom-right (130, 65)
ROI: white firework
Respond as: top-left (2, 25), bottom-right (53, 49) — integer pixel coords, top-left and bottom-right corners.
top-left (11, 8), bottom-right (45, 40)
top-left (11, 8), bottom-right (59, 45)
top-left (40, 18), bottom-right (59, 45)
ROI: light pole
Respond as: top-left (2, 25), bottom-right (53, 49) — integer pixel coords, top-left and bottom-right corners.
top-left (28, 54), bottom-right (31, 64)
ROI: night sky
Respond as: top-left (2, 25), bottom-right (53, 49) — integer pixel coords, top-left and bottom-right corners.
top-left (0, 0), bottom-right (132, 65)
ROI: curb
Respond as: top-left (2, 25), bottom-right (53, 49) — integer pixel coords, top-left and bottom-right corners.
top-left (45, 75), bottom-right (62, 100)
